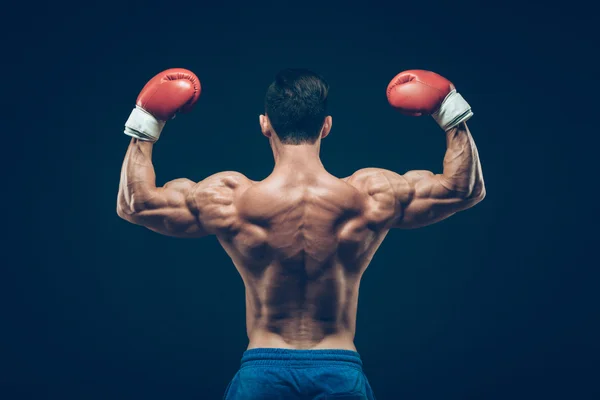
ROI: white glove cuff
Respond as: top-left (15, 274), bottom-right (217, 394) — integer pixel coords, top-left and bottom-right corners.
top-left (124, 106), bottom-right (166, 142)
top-left (432, 90), bottom-right (473, 131)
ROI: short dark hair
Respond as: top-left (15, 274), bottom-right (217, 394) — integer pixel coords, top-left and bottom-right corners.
top-left (265, 69), bottom-right (329, 144)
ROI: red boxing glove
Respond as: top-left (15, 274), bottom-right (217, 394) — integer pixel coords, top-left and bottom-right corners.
top-left (386, 70), bottom-right (472, 131)
top-left (125, 68), bottom-right (201, 142)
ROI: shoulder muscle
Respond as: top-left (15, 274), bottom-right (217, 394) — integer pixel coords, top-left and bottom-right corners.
top-left (189, 172), bottom-right (253, 234)
top-left (344, 168), bottom-right (398, 226)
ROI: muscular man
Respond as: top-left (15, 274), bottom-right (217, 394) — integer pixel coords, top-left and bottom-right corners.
top-left (117, 68), bottom-right (485, 399)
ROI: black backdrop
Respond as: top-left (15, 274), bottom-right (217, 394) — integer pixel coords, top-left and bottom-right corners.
top-left (3, 1), bottom-right (597, 399)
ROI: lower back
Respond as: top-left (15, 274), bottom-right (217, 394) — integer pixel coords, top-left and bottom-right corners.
top-left (247, 329), bottom-right (358, 351)
top-left (241, 256), bottom-right (361, 350)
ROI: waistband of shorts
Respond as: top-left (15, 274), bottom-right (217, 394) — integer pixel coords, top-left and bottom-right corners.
top-left (240, 348), bottom-right (363, 369)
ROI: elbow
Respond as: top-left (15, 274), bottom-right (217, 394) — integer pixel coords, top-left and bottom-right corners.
top-left (116, 187), bottom-right (158, 223)
top-left (473, 189), bottom-right (486, 204)
top-left (116, 204), bottom-right (128, 220)
top-left (116, 203), bottom-right (131, 222)
top-left (116, 196), bottom-right (138, 222)
top-left (469, 182), bottom-right (486, 204)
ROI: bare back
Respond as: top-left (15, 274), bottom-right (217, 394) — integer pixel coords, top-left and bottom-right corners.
top-left (118, 124), bottom-right (484, 351)
top-left (200, 169), bottom-right (397, 350)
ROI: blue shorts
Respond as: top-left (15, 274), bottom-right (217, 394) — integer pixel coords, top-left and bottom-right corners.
top-left (223, 348), bottom-right (376, 400)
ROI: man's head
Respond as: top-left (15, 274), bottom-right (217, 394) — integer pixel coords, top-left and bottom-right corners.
top-left (260, 69), bottom-right (332, 145)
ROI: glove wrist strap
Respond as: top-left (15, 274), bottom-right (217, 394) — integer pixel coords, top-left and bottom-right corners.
top-left (124, 106), bottom-right (165, 142)
top-left (432, 90), bottom-right (473, 131)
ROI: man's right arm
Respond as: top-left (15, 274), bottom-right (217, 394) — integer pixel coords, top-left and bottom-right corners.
top-left (383, 121), bottom-right (485, 229)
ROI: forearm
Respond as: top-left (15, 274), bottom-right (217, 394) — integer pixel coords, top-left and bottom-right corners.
top-left (439, 122), bottom-right (485, 198)
top-left (117, 138), bottom-right (158, 217)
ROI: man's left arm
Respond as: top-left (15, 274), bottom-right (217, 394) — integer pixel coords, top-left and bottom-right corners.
top-left (116, 68), bottom-right (208, 237)
top-left (117, 139), bottom-right (206, 238)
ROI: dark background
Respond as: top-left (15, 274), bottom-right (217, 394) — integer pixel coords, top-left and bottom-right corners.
top-left (3, 1), bottom-right (597, 399)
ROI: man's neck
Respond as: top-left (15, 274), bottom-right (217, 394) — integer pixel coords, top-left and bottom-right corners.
top-left (272, 142), bottom-right (324, 172)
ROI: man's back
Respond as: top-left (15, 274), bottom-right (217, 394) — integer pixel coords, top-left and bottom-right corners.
top-left (117, 67), bottom-right (485, 399)
top-left (212, 168), bottom-right (395, 350)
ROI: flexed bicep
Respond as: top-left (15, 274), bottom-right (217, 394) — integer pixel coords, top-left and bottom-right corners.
top-left (386, 170), bottom-right (483, 229)
top-left (118, 177), bottom-right (207, 238)
top-left (384, 69), bottom-right (486, 228)
top-left (118, 171), bottom-right (253, 238)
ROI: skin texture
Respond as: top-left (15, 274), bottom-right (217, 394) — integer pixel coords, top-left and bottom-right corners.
top-left (117, 115), bottom-right (485, 350)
